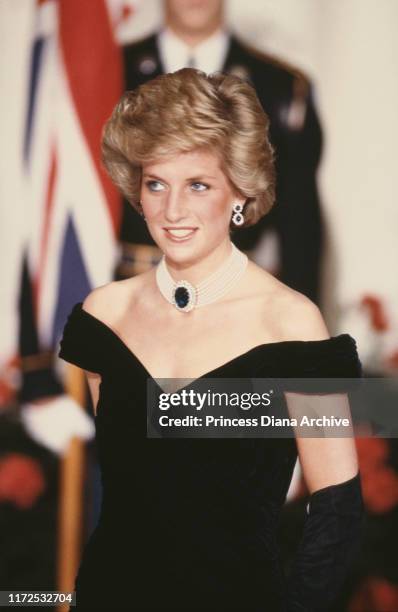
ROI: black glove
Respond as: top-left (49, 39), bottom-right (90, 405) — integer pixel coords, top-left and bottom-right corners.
top-left (286, 471), bottom-right (364, 612)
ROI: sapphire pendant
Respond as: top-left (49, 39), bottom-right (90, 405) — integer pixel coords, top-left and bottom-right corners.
top-left (172, 281), bottom-right (196, 312)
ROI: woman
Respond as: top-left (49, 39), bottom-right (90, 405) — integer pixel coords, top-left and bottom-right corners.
top-left (59, 68), bottom-right (363, 611)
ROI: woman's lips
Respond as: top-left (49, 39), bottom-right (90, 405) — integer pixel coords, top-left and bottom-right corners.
top-left (163, 228), bottom-right (198, 242)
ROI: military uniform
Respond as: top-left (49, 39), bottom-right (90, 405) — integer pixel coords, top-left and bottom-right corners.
top-left (117, 32), bottom-right (324, 304)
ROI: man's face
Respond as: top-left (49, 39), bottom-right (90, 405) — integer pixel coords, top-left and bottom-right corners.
top-left (164, 0), bottom-right (224, 36)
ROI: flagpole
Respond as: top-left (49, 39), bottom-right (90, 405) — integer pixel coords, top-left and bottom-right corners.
top-left (56, 365), bottom-right (86, 612)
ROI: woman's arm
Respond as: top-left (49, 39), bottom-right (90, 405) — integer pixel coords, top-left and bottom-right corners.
top-left (283, 427), bottom-right (363, 612)
top-left (287, 396), bottom-right (359, 493)
top-left (282, 298), bottom-right (364, 611)
top-left (282, 295), bottom-right (359, 492)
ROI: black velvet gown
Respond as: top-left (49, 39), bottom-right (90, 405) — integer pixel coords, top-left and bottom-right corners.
top-left (58, 302), bottom-right (364, 611)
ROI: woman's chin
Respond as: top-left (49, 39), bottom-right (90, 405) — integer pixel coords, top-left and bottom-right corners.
top-left (162, 245), bottom-right (200, 266)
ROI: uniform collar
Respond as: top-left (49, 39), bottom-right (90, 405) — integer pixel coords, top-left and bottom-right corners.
top-left (157, 26), bottom-right (229, 74)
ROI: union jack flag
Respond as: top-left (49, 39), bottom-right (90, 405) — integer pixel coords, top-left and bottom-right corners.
top-left (1, 0), bottom-right (128, 404)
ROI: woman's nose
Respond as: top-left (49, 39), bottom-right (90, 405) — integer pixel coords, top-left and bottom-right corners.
top-left (164, 192), bottom-right (188, 222)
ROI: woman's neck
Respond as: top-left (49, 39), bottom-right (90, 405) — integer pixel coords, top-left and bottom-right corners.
top-left (164, 240), bottom-right (234, 285)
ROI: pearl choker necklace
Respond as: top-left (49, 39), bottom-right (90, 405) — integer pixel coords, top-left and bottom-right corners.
top-left (155, 243), bottom-right (248, 312)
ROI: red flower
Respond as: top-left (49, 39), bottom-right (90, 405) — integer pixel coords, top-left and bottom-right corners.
top-left (0, 453), bottom-right (45, 509)
top-left (355, 438), bottom-right (398, 513)
top-left (350, 577), bottom-right (398, 611)
top-left (361, 294), bottom-right (389, 332)
top-left (121, 4), bottom-right (134, 21)
top-left (361, 464), bottom-right (398, 514)
top-left (356, 438), bottom-right (389, 471)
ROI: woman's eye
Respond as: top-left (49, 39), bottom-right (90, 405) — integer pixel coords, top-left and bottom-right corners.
top-left (146, 180), bottom-right (165, 192)
top-left (191, 182), bottom-right (209, 192)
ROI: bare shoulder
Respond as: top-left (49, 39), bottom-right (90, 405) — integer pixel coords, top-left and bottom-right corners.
top-left (245, 262), bottom-right (330, 342)
top-left (276, 287), bottom-right (330, 341)
top-left (82, 270), bottom-right (152, 322)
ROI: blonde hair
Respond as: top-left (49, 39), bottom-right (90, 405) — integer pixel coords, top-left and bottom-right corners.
top-left (101, 67), bottom-right (276, 227)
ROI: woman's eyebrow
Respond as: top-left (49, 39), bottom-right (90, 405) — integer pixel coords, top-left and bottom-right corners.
top-left (142, 173), bottom-right (218, 182)
top-left (187, 175), bottom-right (217, 181)
top-left (142, 173), bottom-right (165, 181)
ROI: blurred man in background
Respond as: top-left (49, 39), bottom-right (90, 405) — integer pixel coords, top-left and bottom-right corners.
top-left (117, 0), bottom-right (324, 304)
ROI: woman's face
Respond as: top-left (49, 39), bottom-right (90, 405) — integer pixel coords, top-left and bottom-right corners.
top-left (140, 149), bottom-right (245, 266)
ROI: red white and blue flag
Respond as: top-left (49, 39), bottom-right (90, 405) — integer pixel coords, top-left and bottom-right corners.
top-left (0, 0), bottom-right (131, 403)
top-left (26, 0), bottom-right (123, 350)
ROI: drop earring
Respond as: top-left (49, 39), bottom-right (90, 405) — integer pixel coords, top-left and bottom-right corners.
top-left (232, 202), bottom-right (244, 226)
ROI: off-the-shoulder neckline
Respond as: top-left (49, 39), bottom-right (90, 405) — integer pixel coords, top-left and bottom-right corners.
top-left (70, 301), bottom-right (356, 391)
